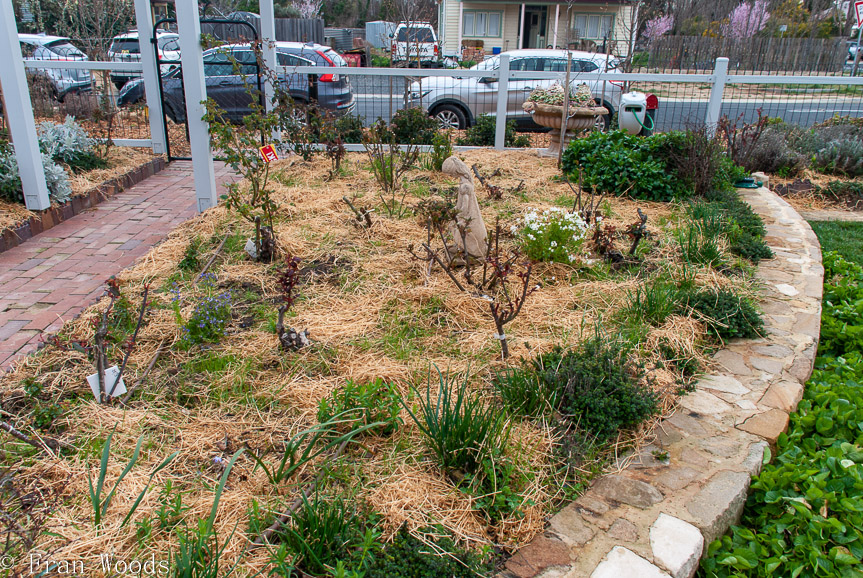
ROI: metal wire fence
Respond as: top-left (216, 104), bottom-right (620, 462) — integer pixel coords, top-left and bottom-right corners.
top-left (10, 37), bottom-right (863, 155)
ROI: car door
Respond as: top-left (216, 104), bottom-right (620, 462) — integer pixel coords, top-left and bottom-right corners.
top-left (202, 49), bottom-right (257, 121)
top-left (470, 56), bottom-right (500, 119)
top-left (507, 57), bottom-right (545, 121)
top-left (277, 52), bottom-right (314, 103)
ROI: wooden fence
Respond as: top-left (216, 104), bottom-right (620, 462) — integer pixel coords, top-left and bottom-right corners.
top-left (647, 36), bottom-right (847, 74)
top-left (275, 19), bottom-right (324, 44)
top-left (200, 18), bottom-right (324, 45)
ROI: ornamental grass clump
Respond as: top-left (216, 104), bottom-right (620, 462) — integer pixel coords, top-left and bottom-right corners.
top-left (516, 207), bottom-right (589, 264)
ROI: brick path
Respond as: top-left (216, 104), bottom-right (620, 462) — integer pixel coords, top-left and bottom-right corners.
top-left (0, 161), bottom-right (238, 370)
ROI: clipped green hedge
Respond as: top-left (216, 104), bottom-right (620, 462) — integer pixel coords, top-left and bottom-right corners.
top-left (701, 253), bottom-right (863, 577)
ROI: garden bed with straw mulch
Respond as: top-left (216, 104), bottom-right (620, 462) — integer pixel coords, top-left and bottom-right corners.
top-left (0, 147), bottom-right (160, 252)
top-left (770, 171), bottom-right (863, 214)
top-left (0, 149), bottom-right (763, 575)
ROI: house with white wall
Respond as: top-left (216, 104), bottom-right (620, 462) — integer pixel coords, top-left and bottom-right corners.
top-left (438, 0), bottom-right (635, 58)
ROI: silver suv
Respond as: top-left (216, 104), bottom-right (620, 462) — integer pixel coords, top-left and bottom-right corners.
top-left (18, 34), bottom-right (91, 100)
top-left (108, 31), bottom-right (181, 89)
top-left (409, 49), bottom-right (622, 130)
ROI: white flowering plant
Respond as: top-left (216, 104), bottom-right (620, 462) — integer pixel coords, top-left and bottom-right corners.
top-left (515, 207), bottom-right (589, 264)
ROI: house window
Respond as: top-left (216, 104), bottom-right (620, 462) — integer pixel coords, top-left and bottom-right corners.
top-left (463, 11), bottom-right (502, 37)
top-left (571, 14), bottom-right (614, 40)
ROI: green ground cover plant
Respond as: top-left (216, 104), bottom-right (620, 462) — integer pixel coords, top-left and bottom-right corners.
top-left (700, 252), bottom-right (863, 577)
top-left (809, 221), bottom-right (863, 269)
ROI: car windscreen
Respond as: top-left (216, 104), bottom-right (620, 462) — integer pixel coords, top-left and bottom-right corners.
top-left (472, 55), bottom-right (499, 70)
top-left (396, 28), bottom-right (434, 43)
top-left (158, 36), bottom-right (180, 51)
top-left (324, 49), bottom-right (347, 67)
top-left (45, 40), bottom-right (85, 58)
top-left (111, 39), bottom-right (140, 54)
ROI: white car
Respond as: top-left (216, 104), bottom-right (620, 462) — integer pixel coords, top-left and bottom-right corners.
top-left (18, 34), bottom-right (91, 100)
top-left (108, 30), bottom-right (181, 88)
top-left (409, 49), bottom-right (623, 130)
top-left (391, 21), bottom-right (439, 66)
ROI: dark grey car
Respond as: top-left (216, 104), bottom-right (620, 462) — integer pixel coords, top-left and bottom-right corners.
top-left (119, 42), bottom-right (355, 121)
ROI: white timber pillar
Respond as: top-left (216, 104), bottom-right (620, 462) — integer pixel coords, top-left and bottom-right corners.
top-left (553, 5), bottom-right (560, 48)
top-left (457, 1), bottom-right (464, 58)
top-left (132, 0), bottom-right (168, 155)
top-left (260, 0), bottom-right (277, 112)
top-left (0, 0), bottom-right (50, 211)
top-left (518, 4), bottom-right (526, 49)
top-left (494, 54), bottom-right (510, 150)
top-left (706, 57), bottom-right (729, 135)
top-left (176, 0), bottom-right (217, 213)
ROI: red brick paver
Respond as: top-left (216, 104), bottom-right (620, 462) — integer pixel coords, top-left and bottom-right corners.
top-left (0, 161), bottom-right (238, 370)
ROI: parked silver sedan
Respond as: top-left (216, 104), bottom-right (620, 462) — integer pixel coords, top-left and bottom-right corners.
top-left (18, 34), bottom-right (91, 100)
top-left (409, 49), bottom-right (623, 131)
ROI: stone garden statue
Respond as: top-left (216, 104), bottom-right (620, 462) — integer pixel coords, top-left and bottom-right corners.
top-left (442, 156), bottom-right (487, 260)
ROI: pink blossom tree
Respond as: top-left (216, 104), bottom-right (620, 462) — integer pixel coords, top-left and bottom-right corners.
top-left (644, 14), bottom-right (674, 43)
top-left (291, 0), bottom-right (323, 19)
top-left (722, 1), bottom-right (771, 38)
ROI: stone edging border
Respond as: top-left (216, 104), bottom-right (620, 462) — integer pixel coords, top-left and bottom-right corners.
top-left (0, 157), bottom-right (167, 255)
top-left (502, 185), bottom-right (824, 578)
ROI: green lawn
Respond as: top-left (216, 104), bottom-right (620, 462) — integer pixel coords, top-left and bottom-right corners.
top-left (809, 221), bottom-right (863, 268)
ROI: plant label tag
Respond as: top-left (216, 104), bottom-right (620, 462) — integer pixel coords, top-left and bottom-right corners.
top-left (87, 365), bottom-right (127, 400)
top-left (259, 145), bottom-right (278, 163)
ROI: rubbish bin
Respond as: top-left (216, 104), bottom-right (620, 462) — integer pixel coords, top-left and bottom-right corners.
top-left (492, 47), bottom-right (501, 55)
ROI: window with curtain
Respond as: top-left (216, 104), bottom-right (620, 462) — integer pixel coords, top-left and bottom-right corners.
top-left (463, 11), bottom-right (502, 37)
top-left (571, 14), bottom-right (614, 40)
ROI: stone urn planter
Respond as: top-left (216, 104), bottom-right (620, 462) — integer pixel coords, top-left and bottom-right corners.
top-left (527, 102), bottom-right (609, 158)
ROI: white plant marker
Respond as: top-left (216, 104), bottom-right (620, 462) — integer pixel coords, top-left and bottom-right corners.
top-left (87, 365), bottom-right (126, 400)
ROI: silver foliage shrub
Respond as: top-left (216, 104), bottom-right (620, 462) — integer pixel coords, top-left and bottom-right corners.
top-left (0, 144), bottom-right (72, 204)
top-left (38, 115), bottom-right (95, 163)
top-left (813, 138), bottom-right (863, 177)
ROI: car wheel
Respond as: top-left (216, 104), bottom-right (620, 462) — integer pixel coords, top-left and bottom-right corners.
top-left (593, 101), bottom-right (612, 132)
top-left (433, 104), bottom-right (467, 130)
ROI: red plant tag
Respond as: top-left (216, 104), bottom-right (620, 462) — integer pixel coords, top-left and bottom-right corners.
top-left (259, 144), bottom-right (278, 163)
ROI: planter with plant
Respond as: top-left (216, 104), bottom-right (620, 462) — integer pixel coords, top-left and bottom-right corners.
top-left (522, 83), bottom-right (608, 158)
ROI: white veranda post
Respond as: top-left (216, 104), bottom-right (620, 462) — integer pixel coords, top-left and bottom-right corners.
top-left (0, 0), bottom-right (51, 211)
top-left (260, 0), bottom-right (277, 112)
top-left (132, 0), bottom-right (168, 155)
top-left (176, 0), bottom-right (218, 213)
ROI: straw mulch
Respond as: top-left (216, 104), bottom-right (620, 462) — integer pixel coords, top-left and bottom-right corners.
top-left (770, 170), bottom-right (863, 214)
top-left (0, 147), bottom-right (154, 232)
top-left (0, 149), bottom-right (746, 574)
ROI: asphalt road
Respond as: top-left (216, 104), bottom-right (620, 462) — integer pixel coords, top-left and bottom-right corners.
top-left (351, 90), bottom-right (863, 131)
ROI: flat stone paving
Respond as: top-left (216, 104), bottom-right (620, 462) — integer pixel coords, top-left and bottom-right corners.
top-left (0, 161), bottom-right (238, 370)
top-left (502, 186), bottom-right (825, 578)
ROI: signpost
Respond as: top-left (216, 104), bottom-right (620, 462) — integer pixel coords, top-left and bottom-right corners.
top-left (853, 0), bottom-right (863, 77)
